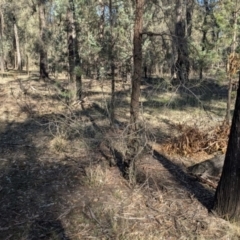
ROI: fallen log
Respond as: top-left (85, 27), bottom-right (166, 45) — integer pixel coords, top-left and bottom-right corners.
top-left (188, 154), bottom-right (225, 181)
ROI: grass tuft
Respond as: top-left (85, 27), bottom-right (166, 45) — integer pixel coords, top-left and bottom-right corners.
top-left (49, 136), bottom-right (69, 153)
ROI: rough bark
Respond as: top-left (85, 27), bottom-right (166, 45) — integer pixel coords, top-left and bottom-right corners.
top-left (109, 0), bottom-right (115, 124)
top-left (75, 54), bottom-right (82, 100)
top-left (174, 0), bottom-right (190, 83)
top-left (98, 0), bottom-right (105, 42)
top-left (200, 0), bottom-right (220, 79)
top-left (212, 72), bottom-right (240, 221)
top-left (67, 4), bottom-right (74, 83)
top-left (0, 56), bottom-right (4, 72)
top-left (26, 55), bottom-right (30, 75)
top-left (226, 76), bottom-right (233, 124)
top-left (186, 0), bottom-right (193, 37)
top-left (226, 4), bottom-right (238, 124)
top-left (123, 0), bottom-right (144, 183)
top-left (130, 0), bottom-right (143, 132)
top-left (38, 0), bottom-right (49, 80)
top-left (67, 0), bottom-right (82, 100)
top-left (0, 9), bottom-right (5, 72)
top-left (200, 0), bottom-right (210, 79)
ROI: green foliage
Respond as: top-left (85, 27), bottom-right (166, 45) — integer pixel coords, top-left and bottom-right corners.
top-left (0, 0), bottom-right (239, 81)
top-left (187, 0), bottom-right (240, 78)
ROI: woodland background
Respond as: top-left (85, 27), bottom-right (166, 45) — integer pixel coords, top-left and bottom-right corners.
top-left (0, 0), bottom-right (240, 239)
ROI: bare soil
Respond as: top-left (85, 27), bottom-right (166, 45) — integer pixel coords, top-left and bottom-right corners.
top-left (0, 71), bottom-right (239, 240)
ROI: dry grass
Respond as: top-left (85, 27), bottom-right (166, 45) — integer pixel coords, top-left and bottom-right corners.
top-left (0, 71), bottom-right (239, 239)
top-left (85, 164), bottom-right (108, 186)
top-left (49, 136), bottom-right (69, 153)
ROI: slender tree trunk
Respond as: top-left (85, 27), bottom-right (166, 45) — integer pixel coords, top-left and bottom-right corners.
top-left (0, 55), bottom-right (4, 73)
top-left (130, 0), bottom-right (143, 132)
top-left (186, 0), bottom-right (193, 37)
top-left (0, 9), bottom-right (4, 73)
top-left (38, 0), bottom-right (49, 80)
top-left (110, 62), bottom-right (115, 123)
top-left (67, 0), bottom-right (82, 100)
top-left (98, 0), bottom-right (105, 41)
top-left (26, 54), bottom-right (29, 75)
top-left (75, 52), bottom-right (82, 100)
top-left (109, 0), bottom-right (115, 124)
top-left (14, 51), bottom-right (17, 69)
top-left (0, 39), bottom-right (4, 73)
top-left (67, 7), bottom-right (75, 83)
top-left (123, 0), bottom-right (144, 183)
top-left (13, 21), bottom-right (21, 70)
top-left (9, 50), bottom-right (14, 68)
top-left (212, 71), bottom-right (240, 221)
top-left (174, 0), bottom-right (190, 83)
top-left (226, 4), bottom-right (238, 124)
top-left (95, 0), bottom-right (105, 82)
top-left (0, 9), bottom-right (5, 73)
top-left (155, 64), bottom-right (160, 76)
top-left (200, 0), bottom-right (209, 79)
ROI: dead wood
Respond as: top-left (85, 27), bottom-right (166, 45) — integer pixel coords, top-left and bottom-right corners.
top-left (188, 154), bottom-right (225, 184)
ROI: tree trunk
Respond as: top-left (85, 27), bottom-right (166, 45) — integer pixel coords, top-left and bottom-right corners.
top-left (174, 0), bottom-right (190, 83)
top-left (226, 75), bottom-right (233, 123)
top-left (212, 71), bottom-right (240, 221)
top-left (67, 6), bottom-right (75, 83)
top-left (130, 0), bottom-right (143, 132)
top-left (0, 9), bottom-right (4, 73)
top-left (14, 51), bottom-right (17, 69)
top-left (0, 10), bottom-right (5, 73)
top-left (38, 0), bottom-right (49, 80)
top-left (67, 0), bottom-right (82, 100)
top-left (26, 54), bottom-right (29, 75)
top-left (75, 54), bottom-right (82, 100)
top-left (186, 0), bottom-right (193, 38)
top-left (13, 21), bottom-right (21, 70)
top-left (0, 43), bottom-right (4, 73)
top-left (0, 55), bottom-right (4, 73)
top-left (155, 64), bottom-right (160, 77)
top-left (123, 0), bottom-right (143, 183)
top-left (98, 0), bottom-right (105, 42)
top-left (109, 0), bottom-right (115, 124)
top-left (225, 4), bottom-right (238, 124)
top-left (200, 0), bottom-right (209, 80)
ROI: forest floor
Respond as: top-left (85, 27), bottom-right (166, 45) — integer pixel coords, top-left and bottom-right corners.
top-left (0, 70), bottom-right (239, 240)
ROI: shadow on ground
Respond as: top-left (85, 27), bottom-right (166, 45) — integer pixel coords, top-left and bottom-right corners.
top-left (152, 151), bottom-right (214, 209)
top-left (141, 77), bottom-right (232, 113)
top-left (0, 117), bottom-right (87, 239)
top-left (0, 74), bottom-right (230, 239)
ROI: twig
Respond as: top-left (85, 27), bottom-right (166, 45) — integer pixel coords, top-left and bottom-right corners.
top-left (86, 206), bottom-right (103, 228)
top-left (57, 207), bottom-right (73, 220)
top-left (194, 175), bottom-right (218, 188)
top-left (181, 84), bottom-right (213, 120)
top-left (114, 215), bottom-right (147, 220)
top-left (30, 86), bottom-right (37, 91)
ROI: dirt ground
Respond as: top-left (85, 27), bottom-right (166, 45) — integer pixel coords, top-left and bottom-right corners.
top-left (0, 71), bottom-right (239, 240)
